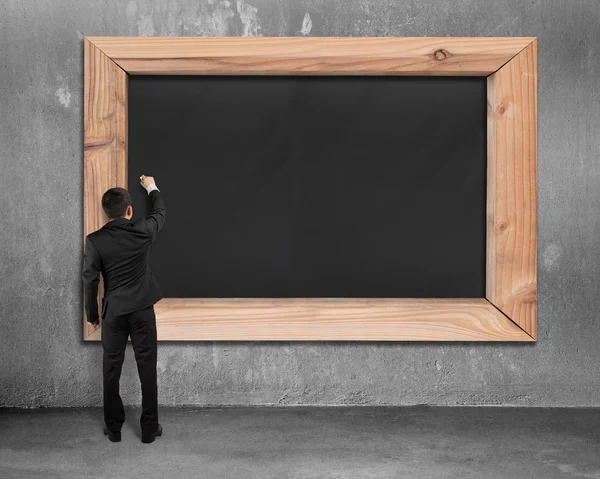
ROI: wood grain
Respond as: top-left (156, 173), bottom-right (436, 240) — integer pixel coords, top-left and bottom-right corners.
top-left (86, 36), bottom-right (535, 76)
top-left (113, 298), bottom-right (532, 341)
top-left (83, 38), bottom-right (128, 340)
top-left (486, 39), bottom-right (537, 339)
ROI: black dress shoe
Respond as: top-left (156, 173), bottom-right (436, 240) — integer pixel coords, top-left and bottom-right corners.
top-left (141, 424), bottom-right (162, 444)
top-left (103, 427), bottom-right (121, 442)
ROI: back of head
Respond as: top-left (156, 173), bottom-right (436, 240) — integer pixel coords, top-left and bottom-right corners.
top-left (102, 187), bottom-right (132, 220)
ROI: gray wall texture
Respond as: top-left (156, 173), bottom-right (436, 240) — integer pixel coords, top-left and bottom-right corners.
top-left (1, 0), bottom-right (599, 408)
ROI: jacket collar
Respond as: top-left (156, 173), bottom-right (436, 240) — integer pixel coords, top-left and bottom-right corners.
top-left (101, 217), bottom-right (131, 229)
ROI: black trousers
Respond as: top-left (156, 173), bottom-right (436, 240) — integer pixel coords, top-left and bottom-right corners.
top-left (101, 304), bottom-right (159, 436)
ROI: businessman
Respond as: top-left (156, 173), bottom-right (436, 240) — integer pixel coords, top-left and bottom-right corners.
top-left (82, 175), bottom-right (165, 444)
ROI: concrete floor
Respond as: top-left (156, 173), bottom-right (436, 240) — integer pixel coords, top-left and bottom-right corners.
top-left (0, 406), bottom-right (599, 479)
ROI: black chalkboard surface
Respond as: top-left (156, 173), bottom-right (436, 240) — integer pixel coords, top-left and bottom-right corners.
top-left (128, 75), bottom-right (486, 298)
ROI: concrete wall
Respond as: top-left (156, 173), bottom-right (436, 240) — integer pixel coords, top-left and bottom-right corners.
top-left (1, 0), bottom-right (599, 408)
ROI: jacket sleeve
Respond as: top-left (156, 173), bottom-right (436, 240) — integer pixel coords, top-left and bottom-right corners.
top-left (144, 189), bottom-right (166, 241)
top-left (82, 236), bottom-right (102, 324)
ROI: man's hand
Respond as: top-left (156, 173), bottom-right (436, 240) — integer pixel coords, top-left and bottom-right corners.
top-left (140, 175), bottom-right (156, 189)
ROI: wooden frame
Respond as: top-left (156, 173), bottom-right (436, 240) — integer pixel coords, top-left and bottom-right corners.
top-left (83, 37), bottom-right (537, 341)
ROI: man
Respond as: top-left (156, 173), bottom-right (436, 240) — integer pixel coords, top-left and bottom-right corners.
top-left (82, 175), bottom-right (166, 444)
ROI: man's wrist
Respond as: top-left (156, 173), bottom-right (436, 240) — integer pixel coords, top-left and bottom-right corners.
top-left (146, 184), bottom-right (160, 194)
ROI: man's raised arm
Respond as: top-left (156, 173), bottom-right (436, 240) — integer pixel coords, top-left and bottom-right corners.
top-left (140, 174), bottom-right (166, 240)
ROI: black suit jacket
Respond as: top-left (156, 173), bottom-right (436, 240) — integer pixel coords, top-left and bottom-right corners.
top-left (82, 190), bottom-right (166, 323)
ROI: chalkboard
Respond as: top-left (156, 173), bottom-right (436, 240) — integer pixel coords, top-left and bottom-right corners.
top-left (128, 75), bottom-right (486, 298)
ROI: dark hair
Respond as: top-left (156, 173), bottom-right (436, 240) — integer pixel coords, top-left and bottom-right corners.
top-left (102, 187), bottom-right (132, 219)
